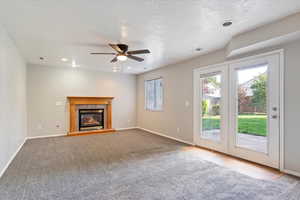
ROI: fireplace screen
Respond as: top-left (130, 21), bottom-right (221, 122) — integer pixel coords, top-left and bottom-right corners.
top-left (78, 109), bottom-right (104, 131)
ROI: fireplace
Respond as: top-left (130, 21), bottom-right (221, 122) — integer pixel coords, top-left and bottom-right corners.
top-left (68, 96), bottom-right (114, 135)
top-left (78, 109), bottom-right (104, 131)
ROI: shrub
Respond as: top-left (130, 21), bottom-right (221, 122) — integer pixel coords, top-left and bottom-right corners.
top-left (202, 100), bottom-right (209, 115)
top-left (211, 104), bottom-right (220, 115)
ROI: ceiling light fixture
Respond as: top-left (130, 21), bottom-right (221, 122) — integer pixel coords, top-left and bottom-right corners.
top-left (223, 20), bottom-right (233, 27)
top-left (127, 66), bottom-right (132, 69)
top-left (61, 58), bottom-right (68, 62)
top-left (117, 55), bottom-right (127, 61)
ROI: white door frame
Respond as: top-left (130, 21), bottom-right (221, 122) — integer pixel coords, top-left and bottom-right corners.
top-left (193, 49), bottom-right (284, 170)
top-left (193, 65), bottom-right (228, 153)
top-left (228, 54), bottom-right (280, 168)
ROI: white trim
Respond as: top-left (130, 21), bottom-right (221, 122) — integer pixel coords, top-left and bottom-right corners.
top-left (193, 49), bottom-right (284, 72)
top-left (277, 52), bottom-right (300, 177)
top-left (116, 127), bottom-right (138, 131)
top-left (193, 49), bottom-right (285, 169)
top-left (282, 169), bottom-right (300, 178)
top-left (27, 133), bottom-right (67, 140)
top-left (193, 65), bottom-right (229, 154)
top-left (0, 138), bottom-right (27, 178)
top-left (137, 127), bottom-right (194, 146)
top-left (279, 50), bottom-right (285, 171)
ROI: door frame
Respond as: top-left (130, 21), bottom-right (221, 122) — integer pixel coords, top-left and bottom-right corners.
top-left (193, 49), bottom-right (284, 170)
top-left (228, 54), bottom-right (280, 168)
top-left (193, 65), bottom-right (229, 153)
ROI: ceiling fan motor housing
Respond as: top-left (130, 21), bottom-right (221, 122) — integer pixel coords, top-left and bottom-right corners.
top-left (117, 44), bottom-right (128, 53)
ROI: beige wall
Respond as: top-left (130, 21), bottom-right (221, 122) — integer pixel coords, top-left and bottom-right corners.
top-left (137, 40), bottom-right (300, 174)
top-left (137, 50), bottom-right (226, 142)
top-left (0, 25), bottom-right (27, 176)
top-left (27, 64), bottom-right (136, 137)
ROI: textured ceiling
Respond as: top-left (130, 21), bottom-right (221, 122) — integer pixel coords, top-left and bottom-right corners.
top-left (1, 0), bottom-right (300, 73)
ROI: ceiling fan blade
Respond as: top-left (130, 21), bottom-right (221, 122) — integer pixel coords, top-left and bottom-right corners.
top-left (109, 44), bottom-right (122, 53)
top-left (127, 55), bottom-right (144, 62)
top-left (127, 49), bottom-right (150, 55)
top-left (90, 53), bottom-right (116, 55)
top-left (110, 57), bottom-right (118, 63)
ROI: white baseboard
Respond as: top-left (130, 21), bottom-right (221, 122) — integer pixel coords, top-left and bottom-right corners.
top-left (282, 169), bottom-right (300, 177)
top-left (137, 127), bottom-right (194, 146)
top-left (116, 127), bottom-right (138, 131)
top-left (0, 138), bottom-right (27, 179)
top-left (27, 133), bottom-right (67, 140)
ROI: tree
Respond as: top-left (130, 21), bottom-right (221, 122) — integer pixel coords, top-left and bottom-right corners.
top-left (250, 74), bottom-right (267, 113)
top-left (238, 87), bottom-right (251, 113)
top-left (202, 100), bottom-right (209, 116)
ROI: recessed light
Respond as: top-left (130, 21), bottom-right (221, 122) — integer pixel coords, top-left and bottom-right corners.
top-left (61, 58), bottom-right (68, 62)
top-left (223, 20), bottom-right (233, 27)
top-left (127, 66), bottom-right (132, 69)
top-left (195, 48), bottom-right (202, 52)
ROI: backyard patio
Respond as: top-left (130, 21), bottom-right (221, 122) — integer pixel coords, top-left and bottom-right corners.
top-left (202, 114), bottom-right (268, 153)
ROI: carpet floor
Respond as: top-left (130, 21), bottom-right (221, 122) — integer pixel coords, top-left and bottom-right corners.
top-left (0, 129), bottom-right (299, 200)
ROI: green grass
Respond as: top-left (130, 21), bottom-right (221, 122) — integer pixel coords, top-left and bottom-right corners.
top-left (202, 115), bottom-right (267, 136)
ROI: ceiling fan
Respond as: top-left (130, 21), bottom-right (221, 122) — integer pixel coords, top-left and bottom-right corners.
top-left (90, 44), bottom-right (151, 63)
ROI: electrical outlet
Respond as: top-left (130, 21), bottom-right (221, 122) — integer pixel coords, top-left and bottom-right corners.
top-left (37, 124), bottom-right (43, 130)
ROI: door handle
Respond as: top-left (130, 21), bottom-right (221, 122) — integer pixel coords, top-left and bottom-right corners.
top-left (271, 115), bottom-right (278, 119)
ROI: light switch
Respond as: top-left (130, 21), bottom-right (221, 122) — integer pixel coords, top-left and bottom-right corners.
top-left (55, 101), bottom-right (63, 106)
top-left (185, 101), bottom-right (190, 107)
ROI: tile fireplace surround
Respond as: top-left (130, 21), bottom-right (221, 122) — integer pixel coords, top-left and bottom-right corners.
top-left (67, 96), bottom-right (115, 136)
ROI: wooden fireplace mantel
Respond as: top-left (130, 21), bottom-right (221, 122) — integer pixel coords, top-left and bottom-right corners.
top-left (67, 96), bottom-right (115, 136)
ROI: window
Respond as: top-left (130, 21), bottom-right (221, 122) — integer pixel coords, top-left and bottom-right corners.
top-left (145, 78), bottom-right (163, 111)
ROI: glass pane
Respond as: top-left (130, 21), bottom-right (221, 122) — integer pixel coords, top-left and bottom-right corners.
top-left (155, 79), bottom-right (163, 110)
top-left (145, 79), bottom-right (163, 111)
top-left (236, 64), bottom-right (268, 153)
top-left (201, 73), bottom-right (221, 141)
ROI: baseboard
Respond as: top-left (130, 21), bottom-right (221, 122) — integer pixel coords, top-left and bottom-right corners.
top-left (116, 127), bottom-right (138, 131)
top-left (282, 169), bottom-right (300, 177)
top-left (137, 127), bottom-right (194, 146)
top-left (0, 138), bottom-right (27, 179)
top-left (27, 133), bottom-right (67, 140)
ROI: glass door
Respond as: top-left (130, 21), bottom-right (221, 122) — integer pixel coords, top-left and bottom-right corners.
top-left (228, 54), bottom-right (280, 168)
top-left (194, 66), bottom-right (228, 153)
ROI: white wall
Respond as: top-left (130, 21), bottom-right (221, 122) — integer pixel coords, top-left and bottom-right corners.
top-left (0, 25), bottom-right (27, 176)
top-left (137, 40), bottom-right (300, 174)
top-left (27, 64), bottom-right (136, 137)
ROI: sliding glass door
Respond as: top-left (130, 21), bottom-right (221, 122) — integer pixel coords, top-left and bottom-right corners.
top-left (194, 53), bottom-right (281, 168)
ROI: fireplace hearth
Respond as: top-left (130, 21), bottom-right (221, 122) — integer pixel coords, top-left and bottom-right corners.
top-left (78, 109), bottom-right (104, 131)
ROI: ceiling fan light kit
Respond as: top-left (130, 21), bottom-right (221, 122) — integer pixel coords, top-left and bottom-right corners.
top-left (91, 43), bottom-right (150, 63)
top-left (117, 54), bottom-right (128, 61)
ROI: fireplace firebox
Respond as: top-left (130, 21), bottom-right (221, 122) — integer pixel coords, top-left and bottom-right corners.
top-left (78, 109), bottom-right (104, 131)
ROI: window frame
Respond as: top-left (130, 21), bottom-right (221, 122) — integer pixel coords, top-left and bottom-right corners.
top-left (144, 78), bottom-right (163, 111)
